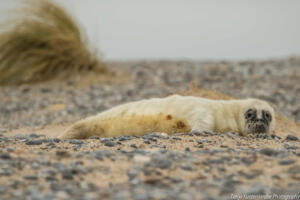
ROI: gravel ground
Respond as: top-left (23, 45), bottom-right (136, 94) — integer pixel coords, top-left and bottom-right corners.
top-left (0, 57), bottom-right (299, 199)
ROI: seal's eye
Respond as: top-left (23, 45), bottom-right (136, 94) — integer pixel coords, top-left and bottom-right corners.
top-left (247, 113), bottom-right (253, 119)
top-left (245, 109), bottom-right (256, 120)
top-left (263, 111), bottom-right (272, 122)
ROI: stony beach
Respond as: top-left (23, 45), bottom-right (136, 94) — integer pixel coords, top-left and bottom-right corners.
top-left (0, 58), bottom-right (299, 200)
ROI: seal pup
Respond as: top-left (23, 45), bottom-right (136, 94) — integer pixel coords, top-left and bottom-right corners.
top-left (59, 95), bottom-right (275, 139)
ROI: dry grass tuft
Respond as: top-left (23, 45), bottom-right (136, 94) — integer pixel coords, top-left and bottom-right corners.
top-left (0, 0), bottom-right (108, 84)
top-left (179, 86), bottom-right (300, 137)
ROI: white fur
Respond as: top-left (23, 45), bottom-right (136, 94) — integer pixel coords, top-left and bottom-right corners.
top-left (60, 95), bottom-right (275, 139)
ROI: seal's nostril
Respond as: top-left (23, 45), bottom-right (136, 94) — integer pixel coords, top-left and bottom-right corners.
top-left (256, 124), bottom-right (265, 132)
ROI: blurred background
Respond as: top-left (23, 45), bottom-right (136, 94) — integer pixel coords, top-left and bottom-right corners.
top-left (1, 0), bottom-right (300, 60)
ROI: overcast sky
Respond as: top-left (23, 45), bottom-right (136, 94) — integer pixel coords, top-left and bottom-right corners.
top-left (0, 0), bottom-right (300, 60)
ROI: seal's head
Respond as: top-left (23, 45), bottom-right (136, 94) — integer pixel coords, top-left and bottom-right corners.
top-left (241, 99), bottom-right (275, 135)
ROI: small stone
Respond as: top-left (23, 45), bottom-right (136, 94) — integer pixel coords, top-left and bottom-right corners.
top-left (53, 162), bottom-right (67, 171)
top-left (130, 144), bottom-right (138, 148)
top-left (259, 148), bottom-right (279, 156)
top-left (0, 186), bottom-right (6, 194)
top-left (181, 163), bottom-right (196, 171)
top-left (56, 150), bottom-right (71, 157)
top-left (286, 135), bottom-right (299, 141)
top-left (118, 136), bottom-right (134, 141)
top-left (189, 129), bottom-right (204, 136)
top-left (7, 148), bottom-right (15, 153)
top-left (89, 136), bottom-right (100, 139)
top-left (159, 132), bottom-right (169, 139)
top-left (45, 176), bottom-right (57, 182)
top-left (68, 140), bottom-right (84, 145)
top-left (288, 166), bottom-right (300, 174)
top-left (26, 139), bottom-right (43, 145)
top-left (51, 138), bottom-right (61, 143)
top-left (40, 88), bottom-right (52, 93)
top-left (171, 136), bottom-right (182, 140)
top-left (151, 153), bottom-right (172, 169)
top-left (257, 133), bottom-right (271, 139)
top-left (94, 152), bottom-right (103, 161)
top-left (144, 139), bottom-right (151, 144)
top-left (0, 153), bottom-right (10, 159)
top-left (29, 133), bottom-right (41, 138)
top-left (100, 138), bottom-right (113, 143)
top-left (147, 137), bottom-right (157, 142)
top-left (104, 141), bottom-right (117, 147)
top-left (127, 169), bottom-right (139, 179)
top-left (239, 170), bottom-right (262, 179)
top-left (61, 169), bottom-right (73, 180)
top-left (31, 162), bottom-right (40, 170)
top-left (226, 131), bottom-right (240, 138)
top-left (15, 134), bottom-right (28, 140)
top-left (271, 134), bottom-right (281, 141)
top-left (279, 159), bottom-right (295, 165)
top-left (241, 156), bottom-right (257, 165)
top-left (284, 143), bottom-right (298, 150)
top-left (197, 140), bottom-right (203, 144)
top-left (42, 168), bottom-right (57, 176)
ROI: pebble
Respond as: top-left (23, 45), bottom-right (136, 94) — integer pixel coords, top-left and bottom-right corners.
top-left (130, 144), bottom-right (138, 148)
top-left (56, 150), bottom-right (71, 157)
top-left (0, 186), bottom-right (6, 194)
top-left (288, 166), bottom-right (300, 174)
top-left (181, 163), bottom-right (196, 171)
top-left (284, 143), bottom-right (298, 150)
top-left (26, 139), bottom-right (44, 145)
top-left (51, 138), bottom-right (61, 143)
top-left (171, 136), bottom-right (182, 140)
top-left (100, 138), bottom-right (113, 143)
top-left (271, 134), bottom-right (281, 141)
top-left (118, 136), bottom-right (134, 141)
top-left (68, 140), bottom-right (84, 145)
top-left (14, 134), bottom-right (28, 140)
top-left (104, 141), bottom-right (117, 147)
top-left (226, 131), bottom-right (240, 138)
top-left (61, 169), bottom-right (74, 180)
top-left (29, 133), bottom-right (41, 138)
top-left (0, 153), bottom-right (11, 159)
top-left (150, 153), bottom-right (172, 169)
top-left (259, 148), bottom-right (279, 156)
top-left (279, 159), bottom-right (295, 165)
top-left (89, 136), bottom-right (100, 139)
top-left (286, 135), bottom-right (299, 141)
top-left (143, 139), bottom-right (151, 144)
top-left (127, 169), bottom-right (140, 179)
top-left (239, 170), bottom-right (262, 179)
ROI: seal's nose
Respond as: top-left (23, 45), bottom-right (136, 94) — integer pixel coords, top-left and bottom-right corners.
top-left (256, 123), bottom-right (266, 133)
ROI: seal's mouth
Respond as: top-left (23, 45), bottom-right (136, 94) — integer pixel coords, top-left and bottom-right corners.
top-left (246, 121), bottom-right (269, 134)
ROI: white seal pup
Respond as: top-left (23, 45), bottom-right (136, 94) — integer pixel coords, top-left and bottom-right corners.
top-left (59, 95), bottom-right (275, 139)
